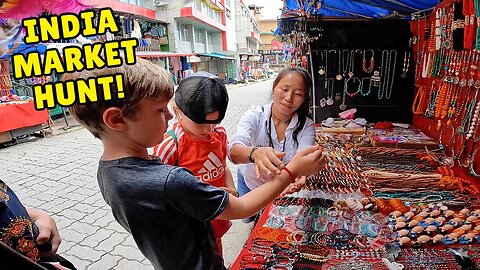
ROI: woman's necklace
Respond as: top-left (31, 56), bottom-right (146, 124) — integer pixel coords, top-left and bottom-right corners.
top-left (272, 113), bottom-right (291, 124)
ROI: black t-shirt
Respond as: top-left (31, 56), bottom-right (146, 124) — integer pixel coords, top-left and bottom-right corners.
top-left (97, 157), bottom-right (229, 270)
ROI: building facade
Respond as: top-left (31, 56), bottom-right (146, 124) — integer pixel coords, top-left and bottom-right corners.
top-left (259, 19), bottom-right (284, 69)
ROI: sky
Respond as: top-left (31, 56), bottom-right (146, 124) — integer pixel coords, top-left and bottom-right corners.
top-left (242, 0), bottom-right (283, 19)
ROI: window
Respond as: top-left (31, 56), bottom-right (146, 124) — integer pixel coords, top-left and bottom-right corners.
top-left (183, 25), bottom-right (189, 41)
top-left (194, 0), bottom-right (201, 11)
top-left (196, 30), bottom-right (205, 43)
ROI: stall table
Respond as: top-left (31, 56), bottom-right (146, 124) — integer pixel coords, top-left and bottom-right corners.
top-left (0, 101), bottom-right (49, 143)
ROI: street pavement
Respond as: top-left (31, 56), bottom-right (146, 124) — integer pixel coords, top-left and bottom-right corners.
top-left (0, 78), bottom-right (276, 269)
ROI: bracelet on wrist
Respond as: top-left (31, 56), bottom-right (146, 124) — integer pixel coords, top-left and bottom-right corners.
top-left (282, 167), bottom-right (296, 183)
top-left (248, 145), bottom-right (263, 163)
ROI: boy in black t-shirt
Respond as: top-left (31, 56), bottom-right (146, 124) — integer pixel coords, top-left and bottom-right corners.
top-left (66, 58), bottom-right (326, 269)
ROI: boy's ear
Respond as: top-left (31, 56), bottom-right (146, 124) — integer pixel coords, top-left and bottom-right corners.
top-left (102, 107), bottom-right (127, 131)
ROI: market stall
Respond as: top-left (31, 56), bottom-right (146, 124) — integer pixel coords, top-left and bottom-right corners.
top-left (232, 0), bottom-right (480, 269)
top-left (0, 43), bottom-right (50, 143)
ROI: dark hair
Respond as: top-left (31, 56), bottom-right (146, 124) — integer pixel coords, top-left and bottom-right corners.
top-left (65, 58), bottom-right (174, 138)
top-left (272, 66), bottom-right (312, 147)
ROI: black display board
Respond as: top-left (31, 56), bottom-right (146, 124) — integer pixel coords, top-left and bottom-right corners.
top-left (308, 19), bottom-right (415, 124)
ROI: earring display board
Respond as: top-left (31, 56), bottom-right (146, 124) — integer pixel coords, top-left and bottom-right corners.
top-left (410, 0), bottom-right (480, 180)
top-left (308, 19), bottom-right (415, 124)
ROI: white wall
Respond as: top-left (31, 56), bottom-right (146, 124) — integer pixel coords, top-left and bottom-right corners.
top-left (225, 0), bottom-right (237, 52)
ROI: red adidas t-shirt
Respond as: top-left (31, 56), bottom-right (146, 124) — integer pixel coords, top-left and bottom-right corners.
top-left (152, 122), bottom-right (228, 188)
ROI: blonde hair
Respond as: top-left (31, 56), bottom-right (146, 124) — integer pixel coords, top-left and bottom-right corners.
top-left (65, 58), bottom-right (174, 138)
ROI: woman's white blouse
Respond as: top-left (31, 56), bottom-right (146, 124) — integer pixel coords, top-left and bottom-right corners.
top-left (227, 103), bottom-right (315, 190)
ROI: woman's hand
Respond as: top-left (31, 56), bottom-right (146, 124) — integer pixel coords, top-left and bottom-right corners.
top-left (27, 209), bottom-right (61, 257)
top-left (280, 176), bottom-right (307, 196)
top-left (251, 147), bottom-right (286, 179)
top-left (285, 145), bottom-right (326, 179)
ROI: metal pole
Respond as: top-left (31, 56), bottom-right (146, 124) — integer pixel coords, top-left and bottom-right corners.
top-left (308, 43), bottom-right (317, 125)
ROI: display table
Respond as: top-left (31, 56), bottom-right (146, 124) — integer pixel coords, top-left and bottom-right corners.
top-left (230, 142), bottom-right (480, 270)
top-left (368, 127), bottom-right (438, 150)
top-left (0, 102), bottom-right (49, 142)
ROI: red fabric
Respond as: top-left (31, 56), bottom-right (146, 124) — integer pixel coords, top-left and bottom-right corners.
top-left (230, 203), bottom-right (272, 270)
top-left (0, 102), bottom-right (48, 133)
top-left (374, 121), bottom-right (394, 129)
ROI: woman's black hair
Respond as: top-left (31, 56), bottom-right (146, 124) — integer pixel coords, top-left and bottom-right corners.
top-left (272, 66), bottom-right (312, 147)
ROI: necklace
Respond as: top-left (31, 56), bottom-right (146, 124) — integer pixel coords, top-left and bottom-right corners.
top-left (336, 50), bottom-right (343, 80)
top-left (317, 50), bottom-right (326, 76)
top-left (326, 78), bottom-right (334, 106)
top-left (422, 52), bottom-right (431, 78)
top-left (468, 141), bottom-right (480, 177)
top-left (319, 50), bottom-right (328, 108)
top-left (345, 77), bottom-right (361, 98)
top-left (340, 79), bottom-right (348, 111)
top-left (360, 77), bottom-right (372, 96)
top-left (401, 51), bottom-right (410, 78)
top-left (271, 113), bottom-right (291, 124)
top-left (379, 50), bottom-right (388, 99)
top-left (347, 50), bottom-right (355, 78)
top-left (379, 50), bottom-right (397, 100)
top-left (362, 49), bottom-right (374, 74)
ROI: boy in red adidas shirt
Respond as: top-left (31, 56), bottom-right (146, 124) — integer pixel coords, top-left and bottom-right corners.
top-left (152, 72), bottom-right (236, 256)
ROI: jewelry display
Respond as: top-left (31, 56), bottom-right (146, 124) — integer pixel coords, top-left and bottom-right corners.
top-left (326, 78), bottom-right (335, 106)
top-left (362, 49), bottom-right (374, 74)
top-left (236, 2), bottom-right (480, 269)
top-left (401, 51), bottom-right (411, 78)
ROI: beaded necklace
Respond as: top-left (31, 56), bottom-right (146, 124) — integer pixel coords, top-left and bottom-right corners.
top-left (475, 0), bottom-right (480, 50)
top-left (360, 77), bottom-right (372, 97)
top-left (412, 86), bottom-right (427, 115)
top-left (362, 49), bottom-right (374, 74)
top-left (424, 80), bottom-right (439, 118)
top-left (345, 77), bottom-right (361, 98)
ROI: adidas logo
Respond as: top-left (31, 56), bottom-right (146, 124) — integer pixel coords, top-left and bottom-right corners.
top-left (197, 152), bottom-right (225, 182)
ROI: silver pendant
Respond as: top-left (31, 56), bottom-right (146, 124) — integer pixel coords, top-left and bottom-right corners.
top-left (475, 79), bottom-right (480, 88)
top-left (336, 74), bottom-right (343, 81)
top-left (326, 98), bottom-right (334, 106)
top-left (318, 67), bottom-right (325, 75)
top-left (401, 72), bottom-right (407, 78)
top-left (339, 104), bottom-right (347, 110)
top-left (468, 79), bottom-right (475, 87)
top-left (348, 72), bottom-right (354, 78)
top-left (453, 76), bottom-right (460, 84)
top-left (456, 126), bottom-right (464, 134)
top-left (459, 79), bottom-right (467, 88)
top-left (320, 98), bottom-right (327, 107)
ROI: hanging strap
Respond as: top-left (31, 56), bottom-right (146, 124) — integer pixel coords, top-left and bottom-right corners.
top-left (167, 129), bottom-right (179, 166)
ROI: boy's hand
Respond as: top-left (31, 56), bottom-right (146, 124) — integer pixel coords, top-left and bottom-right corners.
top-left (220, 187), bottom-right (239, 197)
top-left (286, 145), bottom-right (326, 178)
top-left (280, 176), bottom-right (306, 196)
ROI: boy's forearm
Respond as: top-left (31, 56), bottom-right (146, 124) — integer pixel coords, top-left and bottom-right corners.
top-left (216, 170), bottom-right (291, 220)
